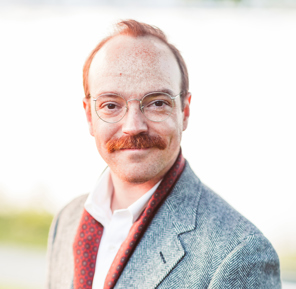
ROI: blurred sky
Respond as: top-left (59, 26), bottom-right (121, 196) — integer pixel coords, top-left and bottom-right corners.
top-left (0, 1), bottom-right (295, 254)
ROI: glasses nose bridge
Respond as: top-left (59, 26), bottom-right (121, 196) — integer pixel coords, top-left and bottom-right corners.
top-left (126, 98), bottom-right (144, 111)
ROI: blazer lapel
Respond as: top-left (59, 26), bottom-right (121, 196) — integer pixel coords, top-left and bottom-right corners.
top-left (115, 163), bottom-right (202, 289)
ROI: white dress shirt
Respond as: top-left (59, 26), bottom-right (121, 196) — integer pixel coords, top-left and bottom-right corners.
top-left (84, 167), bottom-right (161, 289)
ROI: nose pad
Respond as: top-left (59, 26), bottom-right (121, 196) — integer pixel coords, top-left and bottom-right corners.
top-left (122, 99), bottom-right (148, 135)
top-left (126, 98), bottom-right (145, 116)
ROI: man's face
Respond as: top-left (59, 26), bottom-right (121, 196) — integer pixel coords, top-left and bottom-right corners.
top-left (84, 35), bottom-right (190, 184)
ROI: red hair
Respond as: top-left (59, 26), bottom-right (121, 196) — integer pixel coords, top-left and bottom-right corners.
top-left (83, 20), bottom-right (189, 108)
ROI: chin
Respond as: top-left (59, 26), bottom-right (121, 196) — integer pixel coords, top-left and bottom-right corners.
top-left (112, 162), bottom-right (164, 184)
top-left (121, 175), bottom-right (152, 184)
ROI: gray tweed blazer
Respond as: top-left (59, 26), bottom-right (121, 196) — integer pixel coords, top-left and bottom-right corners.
top-left (46, 162), bottom-right (281, 288)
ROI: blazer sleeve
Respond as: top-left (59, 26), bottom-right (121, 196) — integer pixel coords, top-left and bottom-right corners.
top-left (44, 194), bottom-right (87, 289)
top-left (45, 212), bottom-right (60, 289)
top-left (208, 233), bottom-right (281, 289)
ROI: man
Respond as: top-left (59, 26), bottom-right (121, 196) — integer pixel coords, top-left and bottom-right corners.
top-left (46, 20), bottom-right (281, 289)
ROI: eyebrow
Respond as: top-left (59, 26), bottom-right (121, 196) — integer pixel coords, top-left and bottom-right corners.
top-left (155, 88), bottom-right (175, 96)
top-left (92, 88), bottom-right (177, 99)
top-left (91, 91), bottom-right (119, 99)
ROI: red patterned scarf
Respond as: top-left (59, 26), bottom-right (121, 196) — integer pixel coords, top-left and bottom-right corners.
top-left (73, 151), bottom-right (185, 289)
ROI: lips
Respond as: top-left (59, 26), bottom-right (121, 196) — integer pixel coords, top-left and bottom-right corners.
top-left (106, 134), bottom-right (167, 153)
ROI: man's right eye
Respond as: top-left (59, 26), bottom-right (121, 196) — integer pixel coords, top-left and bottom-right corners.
top-left (106, 103), bottom-right (116, 110)
top-left (99, 102), bottom-right (122, 112)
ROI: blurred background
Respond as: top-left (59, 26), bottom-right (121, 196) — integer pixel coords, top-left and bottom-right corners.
top-left (0, 0), bottom-right (295, 288)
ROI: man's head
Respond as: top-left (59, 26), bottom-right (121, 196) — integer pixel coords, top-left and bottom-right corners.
top-left (83, 20), bottom-right (191, 184)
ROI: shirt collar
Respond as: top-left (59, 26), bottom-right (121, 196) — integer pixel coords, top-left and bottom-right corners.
top-left (85, 167), bottom-right (161, 226)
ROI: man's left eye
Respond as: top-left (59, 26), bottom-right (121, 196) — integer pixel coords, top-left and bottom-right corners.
top-left (154, 101), bottom-right (165, 107)
top-left (107, 103), bottom-right (116, 109)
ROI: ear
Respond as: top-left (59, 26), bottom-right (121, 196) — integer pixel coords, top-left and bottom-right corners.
top-left (83, 97), bottom-right (94, 136)
top-left (182, 92), bottom-right (191, 131)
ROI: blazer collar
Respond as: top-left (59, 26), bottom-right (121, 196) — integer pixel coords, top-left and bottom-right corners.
top-left (115, 161), bottom-right (202, 289)
top-left (164, 161), bottom-right (202, 235)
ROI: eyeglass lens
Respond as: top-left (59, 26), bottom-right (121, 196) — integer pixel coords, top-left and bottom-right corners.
top-left (94, 92), bottom-right (174, 123)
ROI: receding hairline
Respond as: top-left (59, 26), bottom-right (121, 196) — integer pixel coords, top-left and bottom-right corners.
top-left (85, 34), bottom-right (179, 93)
top-left (89, 34), bottom-right (180, 72)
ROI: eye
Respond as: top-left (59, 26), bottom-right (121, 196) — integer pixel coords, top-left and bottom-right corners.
top-left (95, 94), bottom-right (126, 112)
top-left (94, 93), bottom-right (126, 122)
top-left (142, 93), bottom-right (173, 112)
top-left (154, 100), bottom-right (165, 107)
top-left (105, 103), bottom-right (117, 110)
top-left (147, 99), bottom-right (170, 108)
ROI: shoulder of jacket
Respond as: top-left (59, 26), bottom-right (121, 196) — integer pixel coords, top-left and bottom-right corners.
top-left (178, 161), bottom-right (263, 240)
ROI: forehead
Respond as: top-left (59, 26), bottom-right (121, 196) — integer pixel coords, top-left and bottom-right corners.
top-left (88, 35), bottom-right (181, 96)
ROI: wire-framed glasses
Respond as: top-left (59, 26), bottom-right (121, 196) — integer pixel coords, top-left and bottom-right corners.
top-left (92, 91), bottom-right (181, 123)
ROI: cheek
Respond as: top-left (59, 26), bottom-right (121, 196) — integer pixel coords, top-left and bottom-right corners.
top-left (93, 119), bottom-right (120, 150)
top-left (166, 111), bottom-right (184, 138)
top-left (92, 120), bottom-right (108, 146)
top-left (158, 119), bottom-right (182, 147)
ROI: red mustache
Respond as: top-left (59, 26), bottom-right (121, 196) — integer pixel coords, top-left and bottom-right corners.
top-left (106, 134), bottom-right (167, 153)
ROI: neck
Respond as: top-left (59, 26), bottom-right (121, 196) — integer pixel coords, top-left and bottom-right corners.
top-left (110, 172), bottom-right (162, 212)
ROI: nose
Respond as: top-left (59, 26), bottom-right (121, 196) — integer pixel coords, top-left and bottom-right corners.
top-left (121, 99), bottom-right (148, 135)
